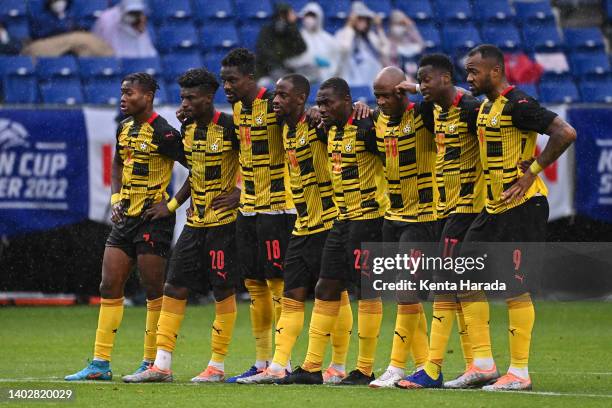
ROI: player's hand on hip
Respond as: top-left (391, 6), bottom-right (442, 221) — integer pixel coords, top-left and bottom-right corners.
top-left (111, 203), bottom-right (125, 224)
top-left (352, 101), bottom-right (372, 120)
top-left (211, 187), bottom-right (241, 211)
top-left (142, 199), bottom-right (171, 221)
top-left (501, 172), bottom-right (537, 203)
top-left (517, 157), bottom-right (535, 173)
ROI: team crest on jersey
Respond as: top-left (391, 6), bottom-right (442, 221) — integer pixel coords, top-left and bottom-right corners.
top-left (255, 114), bottom-right (264, 125)
top-left (299, 135), bottom-right (306, 145)
top-left (490, 113), bottom-right (500, 126)
top-left (345, 141), bottom-right (352, 152)
top-left (448, 124), bottom-right (457, 133)
top-left (139, 142), bottom-right (147, 151)
top-left (402, 124), bottom-right (412, 134)
top-left (210, 138), bottom-right (221, 152)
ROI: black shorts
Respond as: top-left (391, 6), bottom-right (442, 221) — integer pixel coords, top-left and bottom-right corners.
top-left (236, 212), bottom-right (296, 281)
top-left (320, 217), bottom-right (383, 288)
top-left (106, 215), bottom-right (175, 258)
top-left (434, 213), bottom-right (479, 288)
top-left (462, 196), bottom-right (549, 296)
top-left (166, 223), bottom-right (238, 292)
top-left (382, 219), bottom-right (441, 243)
top-left (283, 230), bottom-right (329, 292)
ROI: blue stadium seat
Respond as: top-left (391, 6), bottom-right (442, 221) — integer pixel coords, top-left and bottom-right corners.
top-left (481, 23), bottom-right (521, 51)
top-left (156, 23), bottom-right (198, 53)
top-left (442, 25), bottom-right (482, 54)
top-left (154, 81), bottom-right (167, 105)
top-left (321, 0), bottom-right (351, 20)
top-left (0, 56), bottom-right (35, 76)
top-left (514, 0), bottom-right (554, 25)
top-left (5, 19), bottom-right (30, 40)
top-left (351, 86), bottom-right (374, 104)
top-left (84, 79), bottom-right (120, 105)
top-left (193, 0), bottom-right (234, 21)
top-left (580, 79), bottom-right (612, 103)
top-left (121, 57), bottom-right (162, 76)
top-left (516, 83), bottom-right (539, 100)
top-left (324, 18), bottom-right (344, 34)
top-left (214, 88), bottom-right (228, 105)
top-left (395, 0), bottom-right (434, 22)
top-left (608, 0), bottom-right (612, 22)
top-left (570, 52), bottom-right (611, 78)
top-left (72, 0), bottom-right (107, 30)
top-left (307, 83), bottom-right (320, 105)
top-left (275, 0), bottom-right (310, 12)
top-left (2, 76), bottom-right (39, 103)
top-left (40, 78), bottom-right (83, 105)
top-left (239, 22), bottom-right (264, 51)
top-left (539, 80), bottom-right (580, 103)
top-left (522, 23), bottom-right (562, 52)
top-left (416, 22), bottom-right (441, 51)
top-left (234, 0), bottom-right (273, 21)
top-left (563, 28), bottom-right (605, 52)
top-left (201, 23), bottom-right (240, 51)
top-left (161, 53), bottom-right (203, 80)
top-left (150, 0), bottom-right (192, 25)
top-left (166, 81), bottom-right (181, 104)
top-left (434, 0), bottom-right (472, 22)
top-left (363, 0), bottom-right (392, 19)
top-left (202, 51), bottom-right (226, 74)
top-left (78, 57), bottom-right (122, 81)
top-left (36, 56), bottom-right (79, 80)
top-left (473, 0), bottom-right (513, 22)
top-left (0, 0), bottom-right (27, 21)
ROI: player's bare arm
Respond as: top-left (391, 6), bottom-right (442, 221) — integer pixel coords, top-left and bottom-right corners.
top-left (110, 151), bottom-right (124, 224)
top-left (211, 186), bottom-right (241, 211)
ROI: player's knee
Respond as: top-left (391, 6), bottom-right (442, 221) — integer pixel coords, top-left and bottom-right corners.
top-left (212, 286), bottom-right (235, 302)
top-left (99, 281), bottom-right (121, 298)
top-left (163, 283), bottom-right (188, 300)
top-left (314, 278), bottom-right (343, 300)
top-left (284, 287), bottom-right (307, 302)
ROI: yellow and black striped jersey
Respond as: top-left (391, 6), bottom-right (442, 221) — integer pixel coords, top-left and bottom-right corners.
top-left (328, 116), bottom-right (388, 221)
top-left (283, 115), bottom-right (337, 235)
top-left (374, 102), bottom-right (437, 222)
top-left (476, 86), bottom-right (557, 214)
top-left (431, 91), bottom-right (485, 218)
top-left (233, 87), bottom-right (289, 213)
top-left (115, 112), bottom-right (184, 217)
top-left (182, 111), bottom-right (239, 227)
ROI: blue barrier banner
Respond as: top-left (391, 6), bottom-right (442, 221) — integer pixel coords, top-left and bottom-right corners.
top-left (0, 110), bottom-right (89, 236)
top-left (569, 108), bottom-right (612, 222)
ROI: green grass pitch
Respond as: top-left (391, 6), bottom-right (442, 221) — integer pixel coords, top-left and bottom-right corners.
top-left (1, 301), bottom-right (611, 407)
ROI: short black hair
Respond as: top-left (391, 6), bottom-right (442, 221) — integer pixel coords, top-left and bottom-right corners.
top-left (319, 77), bottom-right (351, 99)
top-left (468, 44), bottom-right (505, 72)
top-left (221, 48), bottom-right (256, 76)
top-left (419, 53), bottom-right (454, 79)
top-left (280, 74), bottom-right (310, 99)
top-left (122, 72), bottom-right (159, 94)
top-left (178, 68), bottom-right (219, 95)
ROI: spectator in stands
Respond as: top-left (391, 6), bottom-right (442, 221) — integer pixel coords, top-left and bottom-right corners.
top-left (92, 0), bottom-right (158, 58)
top-left (335, 1), bottom-right (389, 87)
top-left (0, 23), bottom-right (21, 55)
top-left (254, 3), bottom-right (307, 86)
top-left (22, 0), bottom-right (113, 56)
top-left (284, 2), bottom-right (339, 83)
top-left (385, 10), bottom-right (424, 67)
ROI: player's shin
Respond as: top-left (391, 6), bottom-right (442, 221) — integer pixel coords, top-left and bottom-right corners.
top-left (144, 297), bottom-right (162, 362)
top-left (155, 295), bottom-right (187, 371)
top-left (356, 298), bottom-right (383, 376)
top-left (459, 290), bottom-right (495, 370)
top-left (270, 297), bottom-right (305, 371)
top-left (93, 297), bottom-right (125, 361)
top-left (424, 295), bottom-right (456, 379)
top-left (389, 303), bottom-right (422, 371)
top-left (330, 290), bottom-right (353, 371)
top-left (210, 294), bottom-right (238, 370)
top-left (302, 298), bottom-right (341, 372)
top-left (507, 293), bottom-right (534, 379)
top-left (245, 279), bottom-right (274, 366)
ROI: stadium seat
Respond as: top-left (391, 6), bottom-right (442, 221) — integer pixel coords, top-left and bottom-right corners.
top-left (473, 0), bottom-right (513, 22)
top-left (514, 0), bottom-right (555, 25)
top-left (608, 0), bottom-right (612, 22)
top-left (324, 18), bottom-right (344, 34)
top-left (150, 0), bottom-right (192, 25)
top-left (36, 56), bottom-right (79, 80)
top-left (321, 0), bottom-right (351, 20)
top-left (78, 57), bottom-right (122, 81)
top-left (234, 0), bottom-right (273, 21)
top-left (308, 83), bottom-right (320, 105)
top-left (201, 23), bottom-right (240, 51)
top-left (40, 78), bottom-right (83, 105)
top-left (563, 28), bottom-right (605, 52)
top-left (5, 19), bottom-right (30, 40)
top-left (0, 0), bottom-right (27, 21)
top-left (84, 79), bottom-right (119, 105)
top-left (161, 53), bottom-right (203, 80)
top-left (213, 88), bottom-right (228, 105)
top-left (481, 23), bottom-right (521, 51)
top-left (580, 79), bottom-right (612, 103)
top-left (442, 24), bottom-right (482, 54)
top-left (166, 81), bottom-right (181, 105)
top-left (154, 81), bottom-right (167, 105)
top-left (202, 51), bottom-right (226, 74)
top-left (2, 76), bottom-right (39, 103)
top-left (395, 0), bottom-right (434, 22)
top-left (570, 52), bottom-right (611, 78)
top-left (522, 23), bottom-right (562, 52)
top-left (351, 86), bottom-right (374, 104)
top-left (363, 0), bottom-right (392, 19)
top-left (516, 83), bottom-right (539, 100)
top-left (193, 0), bottom-right (234, 21)
top-left (121, 57), bottom-right (162, 76)
top-left (539, 80), bottom-right (580, 103)
top-left (0, 56), bottom-right (35, 76)
top-left (72, 0), bottom-right (107, 30)
top-left (434, 0), bottom-right (472, 22)
top-left (239, 23), bottom-right (264, 51)
top-left (416, 22), bottom-right (441, 51)
top-left (275, 0), bottom-right (310, 12)
top-left (156, 23), bottom-right (198, 53)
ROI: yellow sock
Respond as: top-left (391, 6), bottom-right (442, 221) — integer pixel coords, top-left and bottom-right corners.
top-left (245, 279), bottom-right (273, 362)
top-left (271, 298), bottom-right (305, 368)
top-left (211, 295), bottom-right (237, 363)
top-left (156, 296), bottom-right (187, 352)
top-left (303, 299), bottom-right (340, 372)
top-left (93, 297), bottom-right (124, 361)
top-left (411, 306), bottom-right (429, 368)
top-left (390, 303), bottom-right (421, 369)
top-left (143, 297), bottom-right (162, 361)
top-left (331, 290), bottom-right (353, 366)
top-left (266, 278), bottom-right (284, 327)
top-left (456, 301), bottom-right (474, 370)
top-left (356, 298), bottom-right (383, 376)
top-left (424, 295), bottom-right (456, 379)
top-left (459, 291), bottom-right (492, 360)
top-left (507, 293), bottom-right (534, 369)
